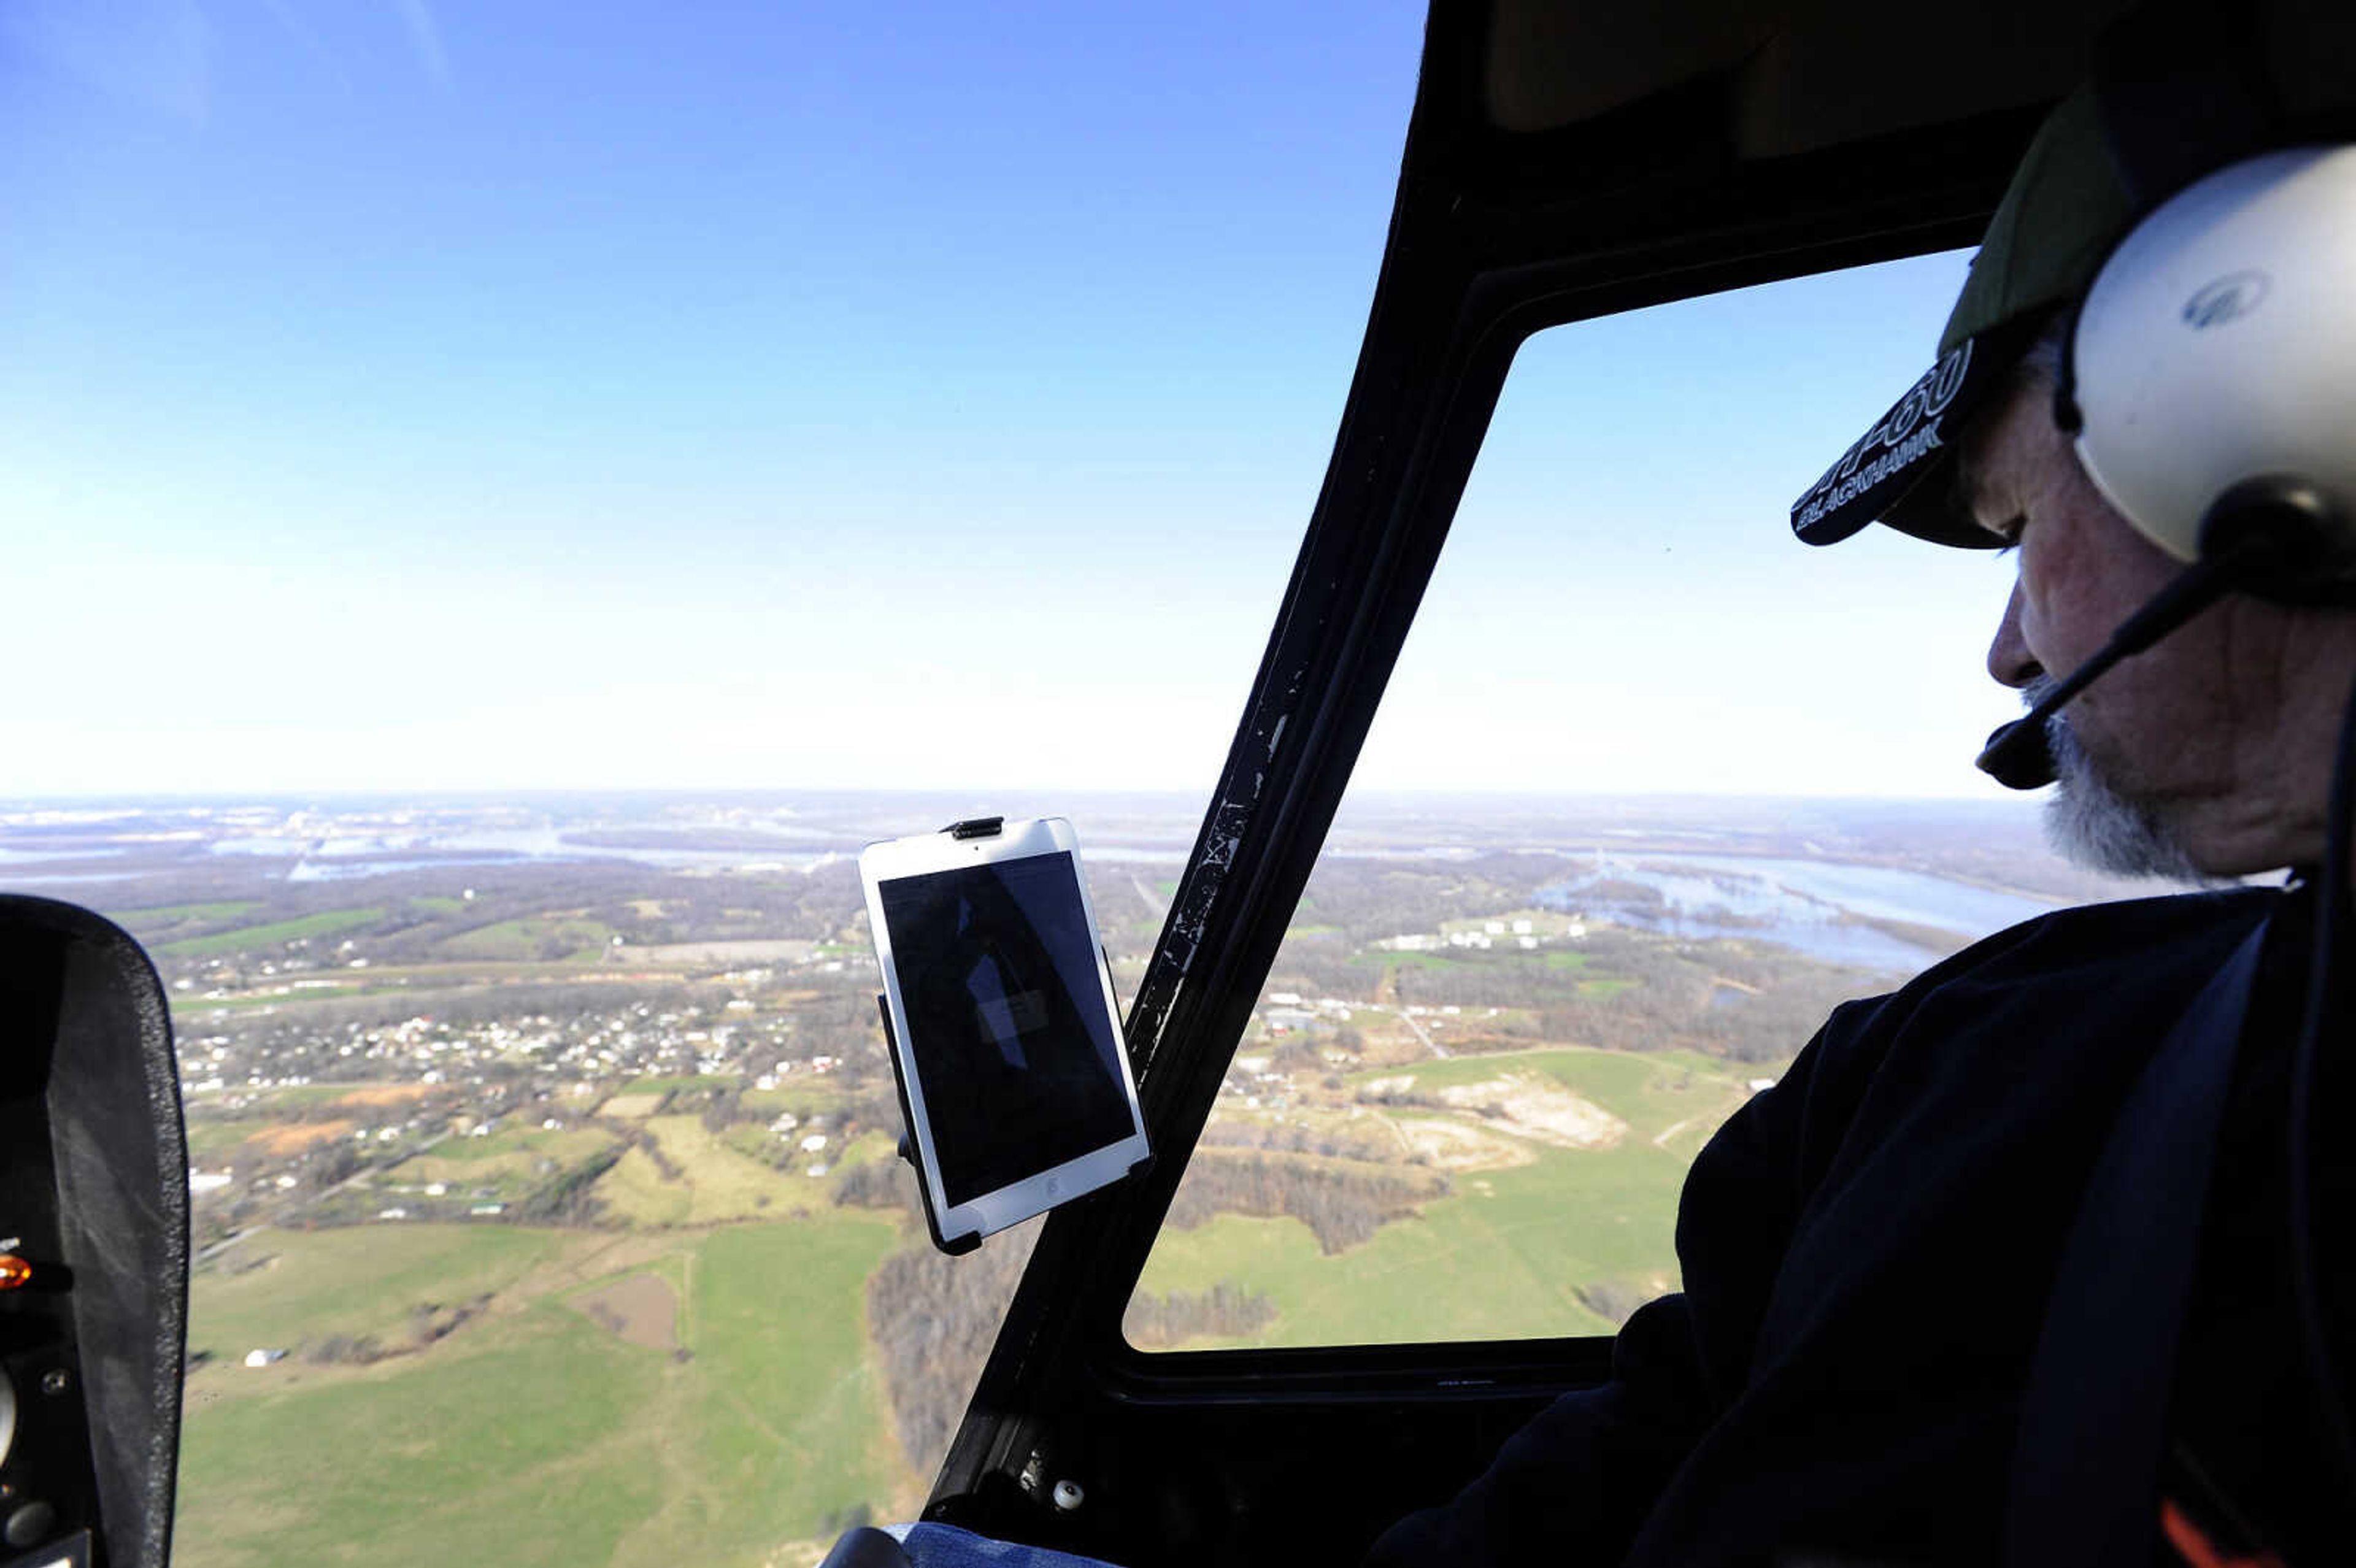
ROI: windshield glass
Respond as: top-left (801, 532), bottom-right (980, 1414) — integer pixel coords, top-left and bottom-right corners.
top-left (1122, 267), bottom-right (2179, 1351)
top-left (1, 2), bottom-right (1422, 1561)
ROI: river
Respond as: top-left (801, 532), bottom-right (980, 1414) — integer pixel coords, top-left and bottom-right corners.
top-left (1537, 850), bottom-right (2063, 975)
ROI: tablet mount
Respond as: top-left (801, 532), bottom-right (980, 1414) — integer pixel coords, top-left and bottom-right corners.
top-left (943, 816), bottom-right (1005, 840)
top-left (873, 816), bottom-right (1150, 1256)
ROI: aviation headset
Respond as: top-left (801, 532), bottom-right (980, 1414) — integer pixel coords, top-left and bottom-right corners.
top-left (1976, 143), bottom-right (2356, 788)
top-left (2069, 144), bottom-right (2356, 586)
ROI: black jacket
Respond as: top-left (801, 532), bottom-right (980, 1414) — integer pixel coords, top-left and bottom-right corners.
top-left (1364, 887), bottom-right (2351, 1566)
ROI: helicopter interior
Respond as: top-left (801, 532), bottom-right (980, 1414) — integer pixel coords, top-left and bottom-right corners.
top-left (11, 1), bottom-right (2347, 1565)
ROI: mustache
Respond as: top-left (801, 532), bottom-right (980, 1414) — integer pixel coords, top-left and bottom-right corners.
top-left (2016, 673), bottom-right (2090, 778)
top-left (2018, 674), bottom-right (2081, 746)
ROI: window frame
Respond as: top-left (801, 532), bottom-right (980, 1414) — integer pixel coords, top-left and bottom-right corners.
top-left (919, 18), bottom-right (2047, 1551)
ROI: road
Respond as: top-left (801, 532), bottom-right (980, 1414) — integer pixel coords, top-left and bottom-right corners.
top-left (1130, 872), bottom-right (1168, 920)
top-left (1365, 1001), bottom-right (1449, 1060)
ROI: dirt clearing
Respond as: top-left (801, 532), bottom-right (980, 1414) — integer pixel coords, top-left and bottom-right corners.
top-left (1392, 1117), bottom-right (1538, 1170)
top-left (334, 1085), bottom-right (433, 1109)
top-left (250, 1120), bottom-right (358, 1156)
top-left (572, 1272), bottom-right (680, 1351)
top-left (1438, 1074), bottom-right (1629, 1150)
top-left (597, 1093), bottom-right (666, 1120)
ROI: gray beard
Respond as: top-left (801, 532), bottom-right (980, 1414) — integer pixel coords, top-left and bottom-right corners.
top-left (2023, 675), bottom-right (2211, 882)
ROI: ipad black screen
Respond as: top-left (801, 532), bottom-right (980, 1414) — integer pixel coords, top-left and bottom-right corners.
top-left (878, 852), bottom-right (1134, 1207)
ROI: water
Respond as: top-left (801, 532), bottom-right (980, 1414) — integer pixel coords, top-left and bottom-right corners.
top-left (1, 871), bottom-right (142, 887)
top-left (1642, 854), bottom-right (2055, 934)
top-left (210, 829), bottom-right (1190, 881)
top-left (1538, 851), bottom-right (2060, 975)
top-left (287, 855), bottom-right (539, 883)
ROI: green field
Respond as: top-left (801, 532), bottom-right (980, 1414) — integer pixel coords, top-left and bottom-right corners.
top-left (184, 1120), bottom-right (260, 1166)
top-left (187, 1225), bottom-right (563, 1359)
top-left (389, 1128), bottom-right (622, 1202)
top-left (419, 1125), bottom-right (610, 1165)
top-left (621, 1074), bottom-right (740, 1096)
top-left (160, 908), bottom-right (385, 957)
top-left (630, 1221), bottom-right (908, 1565)
top-left (595, 1116), bottom-right (830, 1226)
top-left (177, 983), bottom-right (373, 1015)
top-left (1133, 1139), bottom-right (1690, 1348)
top-left (441, 916), bottom-right (617, 961)
top-left (739, 1082), bottom-right (857, 1118)
top-left (1128, 1047), bottom-right (1759, 1348)
top-left (177, 1216), bottom-right (912, 1568)
top-left (828, 1129), bottom-right (896, 1171)
top-left (1133, 1139), bottom-right (1673, 1345)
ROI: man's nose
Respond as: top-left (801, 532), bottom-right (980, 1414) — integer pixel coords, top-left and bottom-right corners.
top-left (1987, 582), bottom-right (2041, 689)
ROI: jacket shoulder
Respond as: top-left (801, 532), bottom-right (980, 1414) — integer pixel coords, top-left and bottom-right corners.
top-left (1871, 885), bottom-right (2279, 1018)
top-left (1761, 888), bottom-right (2282, 1186)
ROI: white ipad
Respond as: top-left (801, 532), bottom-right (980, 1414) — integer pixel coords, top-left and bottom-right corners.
top-left (860, 816), bottom-right (1151, 1252)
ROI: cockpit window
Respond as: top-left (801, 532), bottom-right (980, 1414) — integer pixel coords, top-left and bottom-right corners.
top-left (1123, 256), bottom-right (2164, 1351)
top-left (0, 0), bottom-right (1430, 1553)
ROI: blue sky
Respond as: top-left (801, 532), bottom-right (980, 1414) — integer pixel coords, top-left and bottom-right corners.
top-left (2, 1), bottom-right (2026, 801)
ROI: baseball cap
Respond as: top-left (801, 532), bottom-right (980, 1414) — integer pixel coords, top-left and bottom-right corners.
top-left (1788, 11), bottom-right (2331, 551)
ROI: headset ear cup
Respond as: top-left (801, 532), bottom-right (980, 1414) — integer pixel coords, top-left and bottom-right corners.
top-left (2071, 145), bottom-right (2356, 585)
top-left (2197, 477), bottom-right (2356, 605)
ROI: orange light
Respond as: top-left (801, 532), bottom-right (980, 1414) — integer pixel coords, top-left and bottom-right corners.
top-left (0, 1255), bottom-right (31, 1291)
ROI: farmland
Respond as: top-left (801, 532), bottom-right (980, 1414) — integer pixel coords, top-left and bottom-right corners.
top-left (148, 842), bottom-right (1851, 1564)
top-left (1136, 1055), bottom-right (1738, 1345)
top-left (0, 792), bottom-right (2118, 1566)
top-left (178, 1216), bottom-right (907, 1568)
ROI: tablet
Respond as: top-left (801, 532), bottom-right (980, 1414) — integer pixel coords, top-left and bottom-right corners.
top-left (860, 817), bottom-right (1150, 1253)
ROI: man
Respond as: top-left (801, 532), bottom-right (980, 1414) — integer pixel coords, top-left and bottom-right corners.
top-left (1363, 28), bottom-right (2355, 1568)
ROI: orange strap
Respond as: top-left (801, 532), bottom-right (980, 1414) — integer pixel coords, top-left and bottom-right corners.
top-left (2160, 1497), bottom-right (2286, 1568)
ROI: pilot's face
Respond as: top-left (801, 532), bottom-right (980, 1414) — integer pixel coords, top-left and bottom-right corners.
top-left (1967, 370), bottom-right (2333, 875)
top-left (1973, 372), bottom-right (2190, 755)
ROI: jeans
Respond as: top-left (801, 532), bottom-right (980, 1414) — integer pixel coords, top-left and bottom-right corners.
top-left (888, 1521), bottom-right (1124, 1567)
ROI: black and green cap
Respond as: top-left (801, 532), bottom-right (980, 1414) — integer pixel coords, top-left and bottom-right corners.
top-left (1789, 16), bottom-right (2329, 550)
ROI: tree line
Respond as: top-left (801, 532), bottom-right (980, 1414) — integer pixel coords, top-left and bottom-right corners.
top-left (1161, 1149), bottom-right (1449, 1255)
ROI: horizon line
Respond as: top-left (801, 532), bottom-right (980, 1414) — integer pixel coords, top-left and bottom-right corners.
top-left (0, 785), bottom-right (2041, 809)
